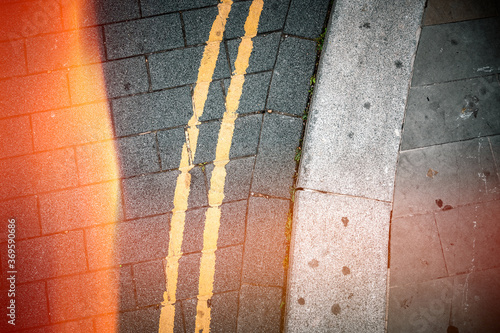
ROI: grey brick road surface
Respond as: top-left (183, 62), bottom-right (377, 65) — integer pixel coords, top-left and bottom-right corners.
top-left (0, 0), bottom-right (330, 332)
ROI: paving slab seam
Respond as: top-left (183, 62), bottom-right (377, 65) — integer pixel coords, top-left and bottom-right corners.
top-left (296, 187), bottom-right (393, 204)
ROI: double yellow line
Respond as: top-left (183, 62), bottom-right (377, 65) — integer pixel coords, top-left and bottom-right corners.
top-left (158, 1), bottom-right (264, 332)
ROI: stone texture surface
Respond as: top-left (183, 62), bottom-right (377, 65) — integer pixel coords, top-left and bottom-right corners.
top-left (252, 113), bottom-right (303, 198)
top-left (387, 4), bottom-right (500, 333)
top-left (387, 277), bottom-right (453, 333)
top-left (401, 75), bottom-right (500, 150)
top-left (389, 214), bottom-right (448, 287)
top-left (297, 0), bottom-right (426, 202)
top-left (412, 17), bottom-right (500, 86)
top-left (237, 285), bottom-right (283, 333)
top-left (285, 190), bottom-right (391, 333)
top-left (393, 138), bottom-right (500, 218)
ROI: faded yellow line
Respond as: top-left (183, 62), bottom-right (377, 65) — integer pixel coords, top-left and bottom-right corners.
top-left (194, 1), bottom-right (264, 332)
top-left (158, 1), bottom-right (233, 332)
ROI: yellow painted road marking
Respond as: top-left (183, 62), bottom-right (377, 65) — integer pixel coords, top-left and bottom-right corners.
top-left (158, 1), bottom-right (233, 332)
top-left (194, 1), bottom-right (264, 332)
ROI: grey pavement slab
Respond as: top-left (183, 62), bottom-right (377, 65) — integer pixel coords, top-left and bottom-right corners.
top-left (183, 6), bottom-right (219, 46)
top-left (267, 36), bottom-right (316, 116)
top-left (435, 200), bottom-right (500, 275)
top-left (297, 0), bottom-right (425, 202)
top-left (387, 277), bottom-right (453, 333)
top-left (423, 0), bottom-right (500, 26)
top-left (198, 80), bottom-right (226, 121)
top-left (102, 57), bottom-right (150, 98)
top-left (39, 181), bottom-right (123, 233)
top-left (285, 190), bottom-right (391, 333)
top-left (133, 260), bottom-right (166, 307)
top-left (32, 102), bottom-right (114, 151)
top-left (0, 39), bottom-right (26, 79)
top-left (389, 213), bottom-right (448, 287)
top-left (23, 319), bottom-right (94, 333)
top-left (176, 251), bottom-right (201, 300)
top-left (0, 115), bottom-right (32, 159)
top-left (451, 267), bottom-right (500, 333)
top-left (412, 17), bottom-right (500, 86)
top-left (252, 113), bottom-right (303, 198)
top-left (227, 33), bottom-right (281, 74)
top-left (116, 134), bottom-right (161, 177)
top-left (0, 196), bottom-right (40, 241)
top-left (393, 138), bottom-right (500, 218)
top-left (0, 1), bottom-right (62, 41)
top-left (104, 14), bottom-right (184, 59)
top-left (0, 71), bottom-right (70, 117)
top-left (0, 149), bottom-right (78, 200)
top-left (68, 57), bottom-right (149, 102)
top-left (75, 141), bottom-right (120, 184)
top-left (225, 72), bottom-right (270, 109)
top-left (122, 167), bottom-right (207, 219)
top-left (182, 200), bottom-right (247, 253)
top-left (194, 114), bottom-right (262, 164)
top-left (224, 72), bottom-right (272, 113)
top-left (205, 157), bottom-right (254, 203)
top-left (61, 0), bottom-right (140, 29)
top-left (213, 245), bottom-right (244, 293)
top-left (85, 214), bottom-right (170, 269)
top-left (401, 75), bottom-right (500, 150)
top-left (489, 134), bottom-right (500, 176)
top-left (225, 0), bottom-right (290, 39)
top-left (116, 307), bottom-right (165, 333)
top-left (157, 127), bottom-right (185, 171)
top-left (242, 197), bottom-right (289, 287)
top-left (76, 136), bottom-right (161, 183)
top-left (172, 244), bottom-right (243, 299)
top-left (149, 44), bottom-right (230, 90)
top-left (183, 291), bottom-right (239, 333)
top-left (284, 0), bottom-right (330, 38)
top-left (237, 285), bottom-right (283, 333)
top-left (112, 86), bottom-right (192, 137)
top-left (46, 267), bottom-right (136, 322)
top-left (140, 0), bottom-right (218, 17)
top-left (0, 282), bottom-right (49, 331)
top-left (2, 230), bottom-right (87, 283)
top-left (25, 27), bottom-right (104, 74)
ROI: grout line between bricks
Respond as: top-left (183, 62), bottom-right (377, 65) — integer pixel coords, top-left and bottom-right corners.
top-left (82, 229), bottom-right (91, 272)
top-left (145, 55), bottom-right (153, 92)
top-left (154, 131), bottom-right (163, 170)
top-left (44, 280), bottom-right (52, 324)
top-left (35, 196), bottom-right (43, 236)
top-left (73, 146), bottom-right (82, 186)
top-left (179, 12), bottom-right (188, 47)
top-left (137, 0), bottom-right (143, 18)
top-left (101, 25), bottom-right (109, 61)
top-left (129, 264), bottom-right (139, 308)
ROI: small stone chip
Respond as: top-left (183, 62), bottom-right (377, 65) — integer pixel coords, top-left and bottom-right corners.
top-left (342, 266), bottom-right (350, 275)
top-left (331, 303), bottom-right (341, 315)
top-left (427, 168), bottom-right (438, 178)
top-left (298, 298), bottom-right (305, 305)
top-left (341, 217), bottom-right (349, 227)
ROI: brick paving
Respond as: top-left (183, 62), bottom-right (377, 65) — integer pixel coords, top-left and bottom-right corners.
top-left (0, 0), bottom-right (331, 332)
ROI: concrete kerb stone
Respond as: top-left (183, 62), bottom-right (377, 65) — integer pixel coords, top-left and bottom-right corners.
top-left (285, 0), bottom-right (426, 332)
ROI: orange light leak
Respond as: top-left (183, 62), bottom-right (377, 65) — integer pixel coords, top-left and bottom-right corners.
top-left (1, 0), bottom-right (120, 331)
